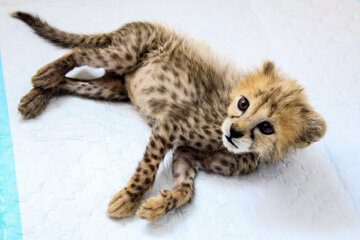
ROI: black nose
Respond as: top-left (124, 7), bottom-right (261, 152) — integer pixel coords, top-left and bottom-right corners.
top-left (230, 125), bottom-right (244, 138)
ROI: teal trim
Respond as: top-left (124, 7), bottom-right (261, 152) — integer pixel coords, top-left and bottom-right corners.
top-left (0, 51), bottom-right (23, 240)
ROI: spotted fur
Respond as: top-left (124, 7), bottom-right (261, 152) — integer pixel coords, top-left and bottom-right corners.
top-left (13, 12), bottom-right (326, 221)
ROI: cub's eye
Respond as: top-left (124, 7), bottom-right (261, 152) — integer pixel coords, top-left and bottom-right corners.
top-left (237, 97), bottom-right (249, 111)
top-left (258, 121), bottom-right (274, 135)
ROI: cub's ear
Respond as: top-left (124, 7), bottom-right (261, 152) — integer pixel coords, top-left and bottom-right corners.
top-left (297, 111), bottom-right (327, 148)
top-left (262, 60), bottom-right (275, 76)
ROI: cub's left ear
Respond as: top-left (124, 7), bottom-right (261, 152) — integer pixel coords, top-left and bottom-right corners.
top-left (262, 60), bottom-right (276, 76)
top-left (297, 111), bottom-right (327, 148)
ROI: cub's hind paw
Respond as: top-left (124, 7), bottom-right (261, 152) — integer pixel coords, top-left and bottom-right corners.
top-left (137, 195), bottom-right (168, 221)
top-left (31, 64), bottom-right (64, 89)
top-left (18, 88), bottom-right (53, 119)
top-left (107, 189), bottom-right (142, 218)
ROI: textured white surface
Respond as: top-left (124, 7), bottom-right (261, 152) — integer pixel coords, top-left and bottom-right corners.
top-left (0, 0), bottom-right (360, 239)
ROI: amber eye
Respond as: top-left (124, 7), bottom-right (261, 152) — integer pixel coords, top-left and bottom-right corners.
top-left (237, 97), bottom-right (249, 111)
top-left (258, 121), bottom-right (275, 135)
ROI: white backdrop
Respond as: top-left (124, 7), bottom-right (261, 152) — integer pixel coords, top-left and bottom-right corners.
top-left (0, 0), bottom-right (359, 239)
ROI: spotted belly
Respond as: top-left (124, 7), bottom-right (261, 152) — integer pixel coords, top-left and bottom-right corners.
top-left (125, 63), bottom-right (190, 122)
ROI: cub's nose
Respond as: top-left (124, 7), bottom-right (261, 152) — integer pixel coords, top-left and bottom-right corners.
top-left (230, 124), bottom-right (244, 138)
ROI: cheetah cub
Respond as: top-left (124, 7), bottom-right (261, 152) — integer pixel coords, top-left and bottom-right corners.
top-left (13, 12), bottom-right (326, 221)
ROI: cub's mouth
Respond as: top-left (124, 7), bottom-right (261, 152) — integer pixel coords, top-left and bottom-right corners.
top-left (222, 133), bottom-right (252, 154)
top-left (225, 135), bottom-right (237, 148)
top-left (221, 118), bottom-right (252, 154)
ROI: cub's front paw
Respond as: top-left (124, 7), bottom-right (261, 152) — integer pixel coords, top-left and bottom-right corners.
top-left (18, 88), bottom-right (53, 119)
top-left (31, 64), bottom-right (64, 89)
top-left (107, 188), bottom-right (142, 218)
top-left (137, 195), bottom-right (168, 221)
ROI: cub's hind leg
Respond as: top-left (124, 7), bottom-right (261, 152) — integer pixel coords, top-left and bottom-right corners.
top-left (31, 47), bottom-right (138, 90)
top-left (30, 21), bottom-right (162, 90)
top-left (18, 73), bottom-right (128, 119)
top-left (18, 87), bottom-right (55, 119)
top-left (137, 147), bottom-right (198, 221)
top-left (58, 73), bottom-right (128, 101)
top-left (19, 44), bottom-right (136, 119)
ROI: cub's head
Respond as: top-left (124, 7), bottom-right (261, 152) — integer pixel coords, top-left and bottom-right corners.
top-left (222, 61), bottom-right (326, 161)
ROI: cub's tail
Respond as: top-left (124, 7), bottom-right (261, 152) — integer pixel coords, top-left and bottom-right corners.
top-left (11, 11), bottom-right (116, 49)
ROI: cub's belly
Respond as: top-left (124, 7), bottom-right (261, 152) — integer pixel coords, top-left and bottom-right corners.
top-left (125, 63), bottom-right (190, 121)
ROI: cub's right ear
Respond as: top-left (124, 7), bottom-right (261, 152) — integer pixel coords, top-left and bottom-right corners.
top-left (297, 110), bottom-right (327, 148)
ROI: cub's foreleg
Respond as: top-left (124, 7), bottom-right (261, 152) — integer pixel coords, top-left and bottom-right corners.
top-left (137, 147), bottom-right (198, 221)
top-left (135, 149), bottom-right (258, 221)
top-left (135, 148), bottom-right (258, 221)
top-left (107, 122), bottom-right (174, 218)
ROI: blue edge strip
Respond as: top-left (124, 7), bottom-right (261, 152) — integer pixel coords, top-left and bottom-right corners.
top-left (0, 51), bottom-right (23, 239)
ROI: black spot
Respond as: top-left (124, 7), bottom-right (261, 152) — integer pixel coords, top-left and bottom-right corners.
top-left (142, 86), bottom-right (155, 94)
top-left (125, 53), bottom-right (133, 61)
top-left (158, 74), bottom-right (166, 81)
top-left (172, 69), bottom-right (179, 77)
top-left (202, 125), bottom-right (210, 130)
top-left (169, 134), bottom-right (175, 142)
top-left (162, 65), bottom-right (169, 72)
top-left (159, 136), bottom-right (167, 146)
top-left (215, 166), bottom-right (222, 172)
top-left (182, 183), bottom-right (191, 188)
top-left (149, 164), bottom-right (155, 171)
top-left (148, 99), bottom-right (168, 113)
top-left (220, 159), bottom-right (228, 166)
top-left (151, 153), bottom-right (159, 160)
top-left (189, 132), bottom-right (195, 139)
top-left (204, 129), bottom-right (212, 136)
top-left (110, 53), bottom-right (120, 60)
top-left (156, 85), bottom-right (168, 94)
top-left (171, 91), bottom-right (178, 100)
top-left (230, 163), bottom-right (235, 172)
